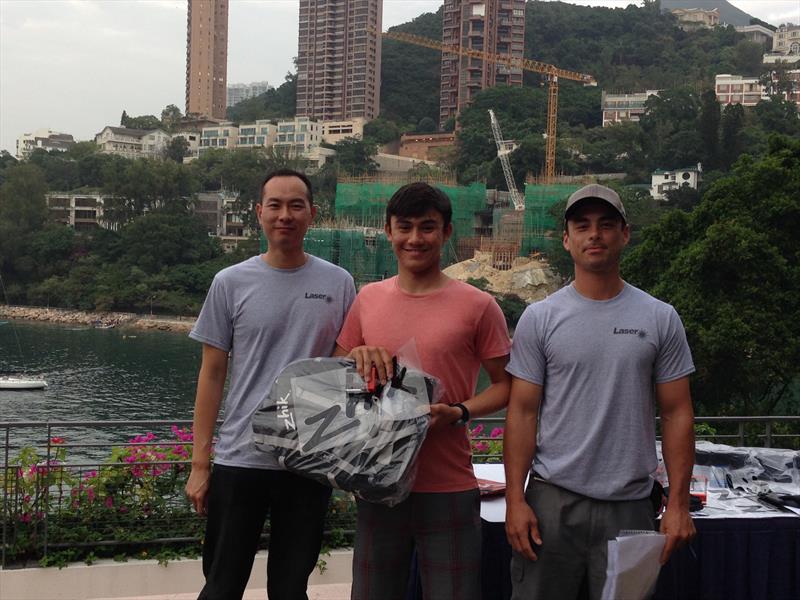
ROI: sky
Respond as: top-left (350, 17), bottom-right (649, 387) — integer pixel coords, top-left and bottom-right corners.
top-left (1, 0), bottom-right (799, 155)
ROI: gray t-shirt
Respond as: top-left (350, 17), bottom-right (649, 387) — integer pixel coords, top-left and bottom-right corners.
top-left (507, 282), bottom-right (695, 500)
top-left (189, 255), bottom-right (356, 470)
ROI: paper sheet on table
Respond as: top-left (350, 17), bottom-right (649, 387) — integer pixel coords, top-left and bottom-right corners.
top-left (601, 532), bottom-right (665, 600)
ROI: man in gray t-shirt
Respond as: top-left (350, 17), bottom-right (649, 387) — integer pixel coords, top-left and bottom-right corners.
top-left (504, 184), bottom-right (696, 600)
top-left (185, 169), bottom-right (356, 600)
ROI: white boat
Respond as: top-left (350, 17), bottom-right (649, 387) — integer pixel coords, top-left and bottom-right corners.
top-left (0, 376), bottom-right (48, 390)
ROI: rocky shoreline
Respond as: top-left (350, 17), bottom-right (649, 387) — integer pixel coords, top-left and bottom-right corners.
top-left (0, 305), bottom-right (196, 334)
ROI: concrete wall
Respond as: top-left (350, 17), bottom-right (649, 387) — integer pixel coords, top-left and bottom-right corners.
top-left (0, 549), bottom-right (353, 600)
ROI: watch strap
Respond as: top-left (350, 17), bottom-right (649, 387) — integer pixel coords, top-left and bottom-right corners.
top-left (452, 402), bottom-right (470, 425)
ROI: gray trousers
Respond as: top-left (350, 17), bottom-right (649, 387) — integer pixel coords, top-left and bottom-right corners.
top-left (511, 479), bottom-right (655, 600)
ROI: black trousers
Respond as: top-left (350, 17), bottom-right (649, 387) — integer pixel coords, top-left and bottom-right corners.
top-left (198, 464), bottom-right (332, 600)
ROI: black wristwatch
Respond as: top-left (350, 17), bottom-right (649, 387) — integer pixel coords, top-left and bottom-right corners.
top-left (452, 402), bottom-right (470, 426)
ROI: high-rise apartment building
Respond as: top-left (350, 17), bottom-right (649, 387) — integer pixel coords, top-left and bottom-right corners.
top-left (186, 0), bottom-right (229, 119)
top-left (227, 81), bottom-right (272, 107)
top-left (296, 0), bottom-right (382, 122)
top-left (440, 0), bottom-right (525, 128)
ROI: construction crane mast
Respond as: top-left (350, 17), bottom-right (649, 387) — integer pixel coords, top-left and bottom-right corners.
top-left (488, 109), bottom-right (524, 211)
top-left (378, 29), bottom-right (596, 184)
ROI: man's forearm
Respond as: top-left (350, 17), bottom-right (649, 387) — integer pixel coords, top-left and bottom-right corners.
top-left (464, 378), bottom-right (511, 418)
top-left (191, 371), bottom-right (225, 467)
top-left (661, 408), bottom-right (695, 507)
top-left (504, 403), bottom-right (538, 504)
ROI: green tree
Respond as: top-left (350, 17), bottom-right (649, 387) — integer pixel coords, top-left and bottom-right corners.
top-left (363, 118), bottom-right (401, 145)
top-left (160, 104), bottom-right (183, 132)
top-left (753, 96), bottom-right (800, 136)
top-left (0, 163), bottom-right (49, 284)
top-left (639, 87), bottom-right (703, 170)
top-left (121, 112), bottom-right (162, 131)
top-left (720, 102), bottom-right (745, 170)
top-left (623, 137), bottom-right (800, 414)
top-left (165, 136), bottom-right (190, 163)
top-left (380, 9), bottom-right (442, 127)
top-left (332, 138), bottom-right (378, 176)
top-left (664, 185), bottom-right (701, 212)
top-left (226, 73), bottom-right (296, 121)
top-left (416, 117), bottom-right (437, 134)
top-left (698, 89), bottom-right (721, 170)
top-left (118, 212), bottom-right (221, 274)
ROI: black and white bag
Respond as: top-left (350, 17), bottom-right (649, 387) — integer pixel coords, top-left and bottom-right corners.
top-left (252, 357), bottom-right (438, 506)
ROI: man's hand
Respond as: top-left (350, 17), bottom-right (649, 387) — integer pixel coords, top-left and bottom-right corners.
top-left (428, 403), bottom-right (461, 429)
top-left (505, 498), bottom-right (542, 561)
top-left (347, 345), bottom-right (394, 384)
top-left (659, 504), bottom-right (695, 563)
top-left (185, 464), bottom-right (211, 515)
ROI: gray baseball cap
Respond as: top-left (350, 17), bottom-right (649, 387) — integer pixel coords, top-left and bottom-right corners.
top-left (565, 184), bottom-right (627, 223)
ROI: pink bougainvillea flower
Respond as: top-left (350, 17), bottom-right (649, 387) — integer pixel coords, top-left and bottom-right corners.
top-left (474, 441), bottom-right (489, 452)
top-left (83, 470), bottom-right (98, 481)
top-left (105, 496), bottom-right (114, 508)
top-left (470, 424), bottom-right (484, 437)
top-left (490, 427), bottom-right (504, 439)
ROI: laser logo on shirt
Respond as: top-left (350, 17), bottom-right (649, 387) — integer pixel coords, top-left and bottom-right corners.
top-left (613, 327), bottom-right (647, 339)
top-left (304, 292), bottom-right (333, 303)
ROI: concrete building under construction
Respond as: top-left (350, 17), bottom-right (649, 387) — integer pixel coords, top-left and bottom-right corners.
top-left (439, 0), bottom-right (526, 128)
top-left (296, 177), bottom-right (579, 285)
top-left (186, 0), bottom-right (229, 120)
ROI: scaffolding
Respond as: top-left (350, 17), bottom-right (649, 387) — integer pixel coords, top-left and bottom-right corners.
top-left (299, 182), bottom-right (580, 284)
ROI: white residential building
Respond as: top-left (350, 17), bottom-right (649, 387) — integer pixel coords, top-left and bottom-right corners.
top-left (273, 116), bottom-right (322, 156)
top-left (773, 23), bottom-right (800, 56)
top-left (199, 122), bottom-right (240, 153)
top-left (601, 90), bottom-right (660, 127)
top-left (650, 165), bottom-right (702, 201)
top-left (670, 8), bottom-right (719, 31)
top-left (192, 190), bottom-right (255, 251)
top-left (94, 127), bottom-right (172, 159)
top-left (735, 24), bottom-right (775, 47)
top-left (236, 120), bottom-right (278, 149)
top-left (16, 129), bottom-right (75, 160)
top-left (715, 74), bottom-right (769, 106)
top-left (227, 81), bottom-right (272, 107)
top-left (46, 191), bottom-right (115, 231)
top-left (320, 118), bottom-right (367, 144)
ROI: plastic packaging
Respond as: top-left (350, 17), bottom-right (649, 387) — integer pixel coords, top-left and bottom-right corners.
top-left (251, 357), bottom-right (441, 506)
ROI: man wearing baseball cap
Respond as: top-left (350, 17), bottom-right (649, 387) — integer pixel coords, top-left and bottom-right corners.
top-left (502, 184), bottom-right (697, 598)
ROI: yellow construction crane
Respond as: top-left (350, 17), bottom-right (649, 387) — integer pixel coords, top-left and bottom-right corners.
top-left (379, 29), bottom-right (596, 184)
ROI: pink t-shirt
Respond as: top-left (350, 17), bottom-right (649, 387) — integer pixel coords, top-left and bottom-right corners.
top-left (337, 277), bottom-right (511, 493)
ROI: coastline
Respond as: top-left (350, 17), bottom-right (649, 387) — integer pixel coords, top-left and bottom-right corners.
top-left (0, 305), bottom-right (196, 334)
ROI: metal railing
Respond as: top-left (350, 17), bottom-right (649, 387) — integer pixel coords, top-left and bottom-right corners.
top-left (469, 415), bottom-right (800, 462)
top-left (2, 416), bottom-right (798, 567)
top-left (0, 420), bottom-right (355, 568)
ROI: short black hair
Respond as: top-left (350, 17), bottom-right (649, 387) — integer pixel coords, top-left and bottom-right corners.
top-left (259, 169), bottom-right (314, 206)
top-left (385, 182), bottom-right (452, 228)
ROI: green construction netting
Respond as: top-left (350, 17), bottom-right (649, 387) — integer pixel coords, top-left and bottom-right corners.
top-left (334, 182), bottom-right (486, 242)
top-left (261, 183), bottom-right (574, 284)
top-left (519, 183), bottom-right (580, 256)
top-left (303, 228), bottom-right (398, 284)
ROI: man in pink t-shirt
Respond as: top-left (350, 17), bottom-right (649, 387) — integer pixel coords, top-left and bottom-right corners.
top-left (335, 182), bottom-right (511, 600)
